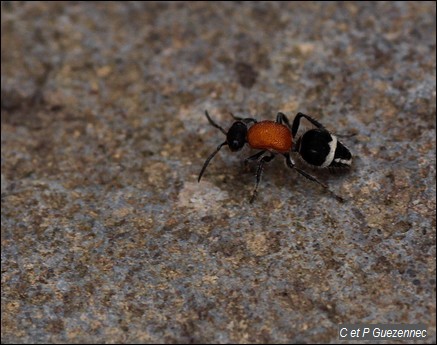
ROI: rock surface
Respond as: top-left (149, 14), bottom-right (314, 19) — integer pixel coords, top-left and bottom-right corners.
top-left (1, 2), bottom-right (435, 343)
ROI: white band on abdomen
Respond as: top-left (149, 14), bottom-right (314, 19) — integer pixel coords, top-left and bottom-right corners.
top-left (320, 135), bottom-right (337, 168)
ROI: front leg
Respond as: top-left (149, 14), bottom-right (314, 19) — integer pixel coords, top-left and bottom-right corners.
top-left (244, 150), bottom-right (266, 167)
top-left (250, 153), bottom-right (276, 203)
top-left (229, 112), bottom-right (257, 124)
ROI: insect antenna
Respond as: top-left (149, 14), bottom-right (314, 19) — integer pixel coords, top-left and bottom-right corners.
top-left (205, 110), bottom-right (227, 135)
top-left (198, 141), bottom-right (227, 182)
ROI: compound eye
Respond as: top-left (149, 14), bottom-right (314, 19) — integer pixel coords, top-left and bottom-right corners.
top-left (228, 139), bottom-right (244, 151)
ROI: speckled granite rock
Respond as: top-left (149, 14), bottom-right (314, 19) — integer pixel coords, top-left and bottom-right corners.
top-left (1, 2), bottom-right (435, 343)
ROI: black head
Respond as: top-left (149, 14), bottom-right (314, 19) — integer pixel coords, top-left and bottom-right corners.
top-left (295, 128), bottom-right (352, 168)
top-left (198, 111), bottom-right (250, 182)
top-left (226, 121), bottom-right (248, 151)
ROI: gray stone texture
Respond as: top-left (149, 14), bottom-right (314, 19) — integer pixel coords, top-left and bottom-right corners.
top-left (1, 2), bottom-right (436, 343)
